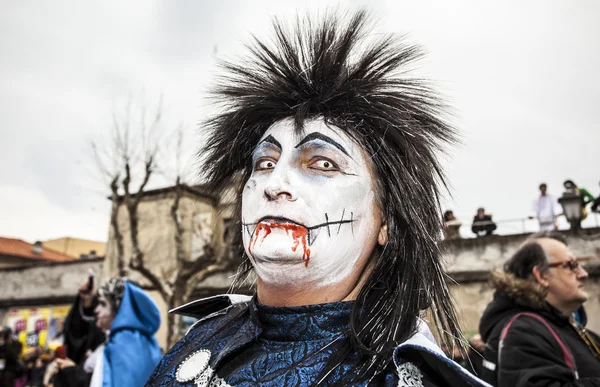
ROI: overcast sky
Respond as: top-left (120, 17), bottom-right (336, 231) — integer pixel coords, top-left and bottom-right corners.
top-left (1, 0), bottom-right (599, 243)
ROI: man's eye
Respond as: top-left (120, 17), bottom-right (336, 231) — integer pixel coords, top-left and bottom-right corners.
top-left (309, 158), bottom-right (339, 171)
top-left (255, 159), bottom-right (276, 170)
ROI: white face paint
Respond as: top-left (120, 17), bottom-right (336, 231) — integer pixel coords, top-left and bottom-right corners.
top-left (94, 295), bottom-right (115, 331)
top-left (242, 118), bottom-right (382, 287)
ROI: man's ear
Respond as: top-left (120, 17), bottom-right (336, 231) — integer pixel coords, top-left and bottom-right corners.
top-left (377, 223), bottom-right (388, 246)
top-left (532, 265), bottom-right (550, 287)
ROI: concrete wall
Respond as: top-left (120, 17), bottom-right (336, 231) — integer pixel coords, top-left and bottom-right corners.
top-left (0, 258), bottom-right (104, 323)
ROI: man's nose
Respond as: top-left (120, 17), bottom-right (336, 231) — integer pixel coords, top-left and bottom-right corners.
top-left (577, 266), bottom-right (589, 279)
top-left (263, 165), bottom-right (296, 202)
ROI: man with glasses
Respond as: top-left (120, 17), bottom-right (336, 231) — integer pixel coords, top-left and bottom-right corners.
top-left (478, 231), bottom-right (600, 386)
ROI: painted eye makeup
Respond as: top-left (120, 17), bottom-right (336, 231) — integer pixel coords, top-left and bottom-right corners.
top-left (307, 157), bottom-right (339, 172)
top-left (254, 157), bottom-right (277, 171)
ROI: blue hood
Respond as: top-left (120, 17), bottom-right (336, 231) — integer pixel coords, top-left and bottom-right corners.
top-left (102, 282), bottom-right (162, 387)
top-left (110, 282), bottom-right (160, 336)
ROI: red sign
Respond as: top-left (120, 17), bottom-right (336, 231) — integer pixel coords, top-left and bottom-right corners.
top-left (14, 319), bottom-right (26, 333)
top-left (34, 319), bottom-right (47, 332)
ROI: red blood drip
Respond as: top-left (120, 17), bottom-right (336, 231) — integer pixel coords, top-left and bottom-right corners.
top-left (247, 221), bottom-right (311, 267)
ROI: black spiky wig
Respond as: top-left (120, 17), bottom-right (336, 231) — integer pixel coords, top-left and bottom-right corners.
top-left (201, 9), bottom-right (461, 384)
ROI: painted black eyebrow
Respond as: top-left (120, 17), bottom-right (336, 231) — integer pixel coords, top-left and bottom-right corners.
top-left (294, 132), bottom-right (351, 157)
top-left (258, 135), bottom-right (282, 150)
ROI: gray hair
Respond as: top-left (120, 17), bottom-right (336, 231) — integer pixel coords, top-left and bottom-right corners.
top-left (98, 277), bottom-right (126, 313)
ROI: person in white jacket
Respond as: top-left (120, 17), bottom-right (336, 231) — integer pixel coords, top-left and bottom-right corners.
top-left (530, 183), bottom-right (561, 231)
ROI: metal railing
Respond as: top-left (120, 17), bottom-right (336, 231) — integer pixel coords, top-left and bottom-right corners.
top-left (451, 212), bottom-right (600, 237)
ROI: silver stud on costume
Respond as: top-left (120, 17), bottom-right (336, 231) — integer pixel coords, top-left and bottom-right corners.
top-left (176, 350), bottom-right (211, 382)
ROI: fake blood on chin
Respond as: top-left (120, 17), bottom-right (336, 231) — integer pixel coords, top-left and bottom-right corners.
top-left (248, 221), bottom-right (311, 267)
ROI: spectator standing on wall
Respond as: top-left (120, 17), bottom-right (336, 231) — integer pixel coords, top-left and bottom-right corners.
top-left (478, 232), bottom-right (600, 386)
top-left (591, 181), bottom-right (600, 213)
top-left (443, 210), bottom-right (463, 239)
top-left (472, 207), bottom-right (497, 237)
top-left (529, 183), bottom-right (561, 231)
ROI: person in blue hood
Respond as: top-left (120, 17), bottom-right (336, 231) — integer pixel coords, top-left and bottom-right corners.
top-left (53, 278), bottom-right (162, 387)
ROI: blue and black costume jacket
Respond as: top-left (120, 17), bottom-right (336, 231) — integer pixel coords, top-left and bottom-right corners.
top-left (146, 295), bottom-right (490, 387)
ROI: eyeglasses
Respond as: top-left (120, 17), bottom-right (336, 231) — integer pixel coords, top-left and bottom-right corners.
top-left (548, 259), bottom-right (584, 272)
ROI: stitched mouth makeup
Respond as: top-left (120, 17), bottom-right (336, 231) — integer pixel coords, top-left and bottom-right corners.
top-left (243, 213), bottom-right (355, 267)
top-left (247, 220), bottom-right (311, 266)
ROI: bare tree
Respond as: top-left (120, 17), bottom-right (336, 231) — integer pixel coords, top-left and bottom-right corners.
top-left (93, 97), bottom-right (235, 348)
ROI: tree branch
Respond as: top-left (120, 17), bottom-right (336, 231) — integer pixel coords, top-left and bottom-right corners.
top-left (129, 259), bottom-right (172, 298)
top-left (109, 175), bottom-right (126, 277)
top-left (171, 178), bottom-right (185, 263)
top-left (134, 156), bottom-right (153, 207)
top-left (182, 260), bottom-right (231, 302)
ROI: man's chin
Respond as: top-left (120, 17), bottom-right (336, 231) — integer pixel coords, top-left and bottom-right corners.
top-left (250, 250), bottom-right (306, 264)
top-left (576, 292), bottom-right (589, 303)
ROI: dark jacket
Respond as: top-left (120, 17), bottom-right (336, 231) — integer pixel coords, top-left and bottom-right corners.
top-left (0, 337), bottom-right (23, 387)
top-left (471, 215), bottom-right (497, 236)
top-left (479, 270), bottom-right (600, 387)
top-left (63, 295), bottom-right (105, 365)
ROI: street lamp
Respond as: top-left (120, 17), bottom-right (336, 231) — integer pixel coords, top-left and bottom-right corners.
top-left (558, 190), bottom-right (582, 229)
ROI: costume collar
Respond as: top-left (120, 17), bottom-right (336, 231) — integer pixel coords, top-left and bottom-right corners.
top-left (250, 296), bottom-right (353, 342)
top-left (394, 320), bottom-right (493, 387)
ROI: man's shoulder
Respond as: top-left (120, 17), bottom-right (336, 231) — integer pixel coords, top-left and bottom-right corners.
top-left (171, 294), bottom-right (252, 334)
top-left (172, 294), bottom-right (252, 319)
top-left (501, 311), bottom-right (566, 348)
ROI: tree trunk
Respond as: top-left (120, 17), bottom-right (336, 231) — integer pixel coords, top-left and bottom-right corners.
top-left (166, 282), bottom-right (187, 349)
top-left (109, 177), bottom-right (126, 277)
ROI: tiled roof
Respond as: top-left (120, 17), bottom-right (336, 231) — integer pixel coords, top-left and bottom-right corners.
top-left (0, 237), bottom-right (77, 262)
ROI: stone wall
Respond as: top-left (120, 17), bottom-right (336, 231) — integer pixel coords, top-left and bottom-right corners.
top-left (0, 258), bottom-right (104, 323)
top-left (0, 258), bottom-right (104, 304)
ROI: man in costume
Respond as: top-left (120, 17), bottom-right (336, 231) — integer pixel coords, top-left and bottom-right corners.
top-left (146, 10), bottom-right (489, 387)
top-left (479, 232), bottom-right (600, 386)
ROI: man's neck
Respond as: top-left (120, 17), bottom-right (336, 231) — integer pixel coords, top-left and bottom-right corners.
top-left (256, 279), bottom-right (361, 307)
top-left (546, 298), bottom-right (579, 317)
